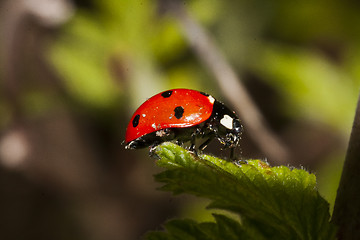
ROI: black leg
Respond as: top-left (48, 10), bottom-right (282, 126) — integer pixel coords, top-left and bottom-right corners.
top-left (149, 143), bottom-right (160, 159)
top-left (189, 134), bottom-right (196, 152)
top-left (176, 139), bottom-right (184, 146)
top-left (199, 136), bottom-right (215, 151)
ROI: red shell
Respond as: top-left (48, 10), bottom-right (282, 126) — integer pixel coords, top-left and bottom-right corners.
top-left (125, 89), bottom-right (215, 143)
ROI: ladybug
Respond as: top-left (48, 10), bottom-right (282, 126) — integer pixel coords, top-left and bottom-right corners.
top-left (125, 89), bottom-right (242, 159)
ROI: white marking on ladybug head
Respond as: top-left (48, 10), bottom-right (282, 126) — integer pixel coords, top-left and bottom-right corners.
top-left (220, 115), bottom-right (233, 129)
top-left (208, 95), bottom-right (215, 104)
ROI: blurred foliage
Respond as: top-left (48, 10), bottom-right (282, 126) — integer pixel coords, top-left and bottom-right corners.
top-left (251, 45), bottom-right (357, 132)
top-left (51, 0), bottom-right (161, 109)
top-left (50, 0), bottom-right (229, 111)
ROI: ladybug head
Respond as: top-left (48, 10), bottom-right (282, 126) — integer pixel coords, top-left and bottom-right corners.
top-left (217, 115), bottom-right (242, 148)
top-left (211, 101), bottom-right (243, 149)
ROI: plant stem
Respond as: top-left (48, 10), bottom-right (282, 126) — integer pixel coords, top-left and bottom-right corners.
top-left (332, 91), bottom-right (360, 239)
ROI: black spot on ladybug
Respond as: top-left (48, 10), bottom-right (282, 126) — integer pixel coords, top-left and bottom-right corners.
top-left (132, 114), bottom-right (140, 127)
top-left (161, 90), bottom-right (173, 98)
top-left (174, 106), bottom-right (184, 119)
top-left (200, 91), bottom-right (209, 97)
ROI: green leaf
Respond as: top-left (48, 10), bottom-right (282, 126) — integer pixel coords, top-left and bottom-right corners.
top-left (145, 214), bottom-right (247, 240)
top-left (147, 142), bottom-right (336, 240)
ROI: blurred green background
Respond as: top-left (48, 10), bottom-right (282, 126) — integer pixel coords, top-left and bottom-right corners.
top-left (0, 0), bottom-right (359, 239)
